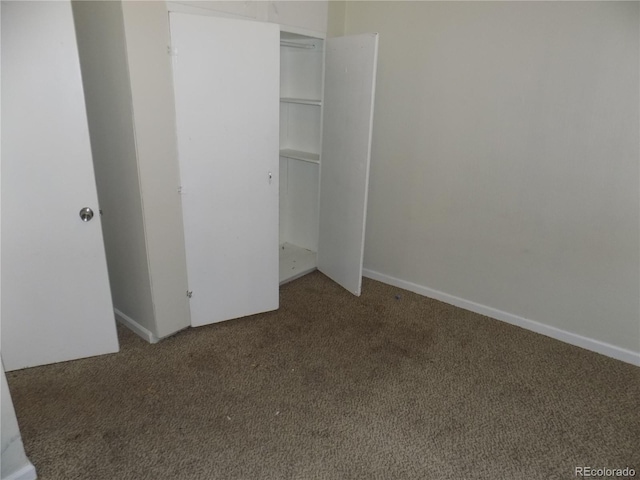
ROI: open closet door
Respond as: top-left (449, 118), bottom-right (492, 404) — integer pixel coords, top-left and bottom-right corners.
top-left (170, 13), bottom-right (280, 326)
top-left (317, 33), bottom-right (379, 296)
top-left (2, 1), bottom-right (119, 370)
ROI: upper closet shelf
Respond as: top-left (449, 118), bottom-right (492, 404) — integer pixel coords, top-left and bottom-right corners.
top-left (280, 149), bottom-right (320, 164)
top-left (280, 97), bottom-right (322, 106)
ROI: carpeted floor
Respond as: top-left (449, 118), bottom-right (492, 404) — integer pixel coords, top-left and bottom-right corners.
top-left (6, 272), bottom-right (640, 480)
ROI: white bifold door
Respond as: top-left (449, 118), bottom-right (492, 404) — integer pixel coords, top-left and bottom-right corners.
top-left (1, 1), bottom-right (119, 370)
top-left (170, 13), bottom-right (378, 327)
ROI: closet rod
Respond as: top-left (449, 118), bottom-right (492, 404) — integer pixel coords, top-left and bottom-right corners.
top-left (280, 41), bottom-right (315, 50)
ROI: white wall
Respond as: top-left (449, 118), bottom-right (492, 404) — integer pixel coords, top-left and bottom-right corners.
top-left (120, 1), bottom-right (193, 339)
top-left (327, 0), bottom-right (345, 38)
top-left (73, 1), bottom-right (157, 337)
top-left (343, 2), bottom-right (639, 360)
top-left (172, 1), bottom-right (328, 34)
top-left (268, 1), bottom-right (327, 33)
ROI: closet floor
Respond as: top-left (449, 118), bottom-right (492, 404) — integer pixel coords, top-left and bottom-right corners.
top-left (279, 242), bottom-right (316, 284)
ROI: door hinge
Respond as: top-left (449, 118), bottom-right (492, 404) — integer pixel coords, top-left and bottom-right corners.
top-left (177, 186), bottom-right (183, 194)
top-left (167, 46), bottom-right (178, 57)
top-left (186, 290), bottom-right (193, 299)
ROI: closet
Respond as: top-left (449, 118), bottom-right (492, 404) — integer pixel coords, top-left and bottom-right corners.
top-left (169, 12), bottom-right (378, 328)
top-left (279, 32), bottom-right (324, 284)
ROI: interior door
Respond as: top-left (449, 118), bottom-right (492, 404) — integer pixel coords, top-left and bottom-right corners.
top-left (1, 1), bottom-right (119, 371)
top-left (170, 13), bottom-right (280, 327)
top-left (317, 33), bottom-right (379, 296)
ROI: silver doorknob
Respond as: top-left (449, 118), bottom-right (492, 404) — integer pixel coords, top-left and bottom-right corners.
top-left (79, 207), bottom-right (94, 222)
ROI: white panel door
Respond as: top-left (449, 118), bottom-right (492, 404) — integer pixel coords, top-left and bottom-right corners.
top-left (1, 1), bottom-right (119, 371)
top-left (170, 13), bottom-right (280, 327)
top-left (317, 34), bottom-right (379, 296)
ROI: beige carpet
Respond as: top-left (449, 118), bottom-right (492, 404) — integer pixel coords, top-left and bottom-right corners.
top-left (6, 272), bottom-right (639, 479)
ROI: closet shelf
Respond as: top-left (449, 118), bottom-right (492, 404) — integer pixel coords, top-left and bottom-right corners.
top-left (280, 149), bottom-right (320, 164)
top-left (280, 97), bottom-right (322, 106)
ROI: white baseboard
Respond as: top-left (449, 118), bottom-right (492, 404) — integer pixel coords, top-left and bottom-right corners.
top-left (114, 309), bottom-right (160, 344)
top-left (3, 463), bottom-right (37, 480)
top-left (363, 269), bottom-right (640, 367)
